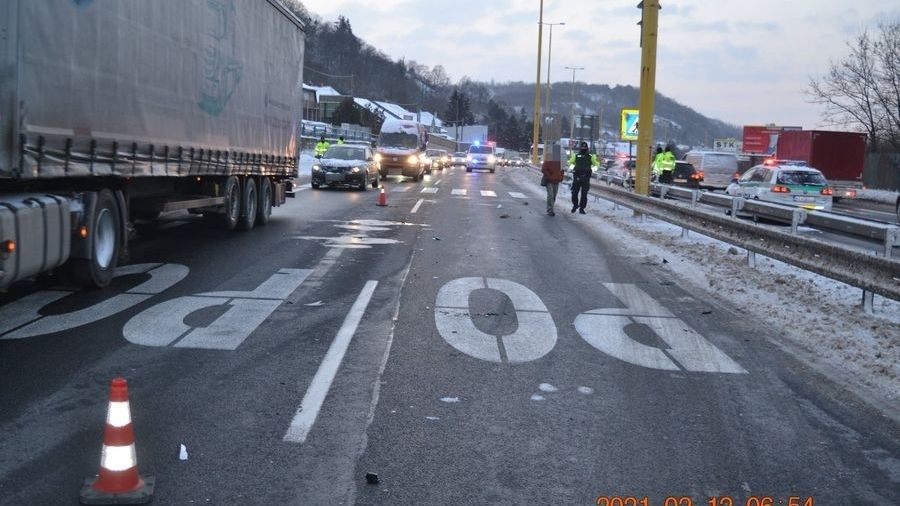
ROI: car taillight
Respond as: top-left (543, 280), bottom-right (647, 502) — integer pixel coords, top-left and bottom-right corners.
top-left (771, 185), bottom-right (791, 193)
top-left (821, 187), bottom-right (834, 196)
top-left (842, 189), bottom-right (856, 198)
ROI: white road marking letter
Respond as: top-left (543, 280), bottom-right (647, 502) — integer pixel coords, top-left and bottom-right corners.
top-left (434, 277), bottom-right (556, 363)
top-left (123, 268), bottom-right (311, 350)
top-left (575, 283), bottom-right (746, 373)
top-left (0, 263), bottom-right (188, 339)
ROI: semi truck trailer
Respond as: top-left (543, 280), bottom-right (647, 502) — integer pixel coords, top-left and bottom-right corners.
top-left (774, 130), bottom-right (867, 203)
top-left (0, 0), bottom-right (305, 289)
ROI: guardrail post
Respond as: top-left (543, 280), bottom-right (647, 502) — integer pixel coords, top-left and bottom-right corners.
top-left (690, 190), bottom-right (700, 208)
top-left (731, 197), bottom-right (744, 219)
top-left (747, 250), bottom-right (756, 268)
top-left (790, 209), bottom-right (806, 235)
top-left (862, 289), bottom-right (874, 314)
top-left (885, 228), bottom-right (898, 259)
top-left (659, 185), bottom-right (668, 200)
top-left (681, 226), bottom-right (689, 239)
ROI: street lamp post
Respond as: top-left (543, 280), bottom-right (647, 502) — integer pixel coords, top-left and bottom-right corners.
top-left (531, 1), bottom-right (544, 165)
top-left (565, 66), bottom-right (583, 141)
top-left (543, 21), bottom-right (565, 143)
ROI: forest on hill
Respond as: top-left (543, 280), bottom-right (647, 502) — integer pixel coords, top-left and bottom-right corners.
top-left (287, 1), bottom-right (740, 151)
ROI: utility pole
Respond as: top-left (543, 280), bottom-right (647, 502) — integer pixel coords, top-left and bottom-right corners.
top-left (565, 66), bottom-right (584, 141)
top-left (542, 21), bottom-right (565, 148)
top-left (634, 1), bottom-right (660, 196)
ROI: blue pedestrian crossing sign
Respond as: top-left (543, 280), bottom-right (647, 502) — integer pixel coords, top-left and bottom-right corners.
top-left (621, 109), bottom-right (639, 141)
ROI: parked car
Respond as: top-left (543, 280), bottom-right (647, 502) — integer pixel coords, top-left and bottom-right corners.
top-left (724, 160), bottom-right (833, 210)
top-left (682, 150), bottom-right (739, 189)
top-left (506, 154), bottom-right (525, 167)
top-left (466, 143), bottom-right (497, 173)
top-left (311, 144), bottom-right (380, 190)
top-left (605, 157), bottom-right (636, 185)
top-left (425, 148), bottom-right (449, 172)
top-left (669, 160), bottom-right (704, 188)
top-left (450, 151), bottom-right (467, 166)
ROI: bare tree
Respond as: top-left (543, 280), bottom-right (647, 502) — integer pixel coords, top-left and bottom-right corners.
top-left (871, 21), bottom-right (900, 149)
top-left (808, 21), bottom-right (900, 151)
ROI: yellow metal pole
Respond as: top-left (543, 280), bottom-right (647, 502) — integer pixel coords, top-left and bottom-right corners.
top-left (531, 1), bottom-right (544, 165)
top-left (634, 1), bottom-right (660, 196)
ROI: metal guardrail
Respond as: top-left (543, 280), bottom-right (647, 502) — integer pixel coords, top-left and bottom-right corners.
top-left (599, 172), bottom-right (900, 257)
top-left (582, 172), bottom-right (900, 304)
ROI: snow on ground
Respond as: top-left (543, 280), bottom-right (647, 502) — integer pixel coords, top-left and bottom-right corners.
top-left (858, 188), bottom-right (900, 205)
top-left (509, 169), bottom-right (900, 421)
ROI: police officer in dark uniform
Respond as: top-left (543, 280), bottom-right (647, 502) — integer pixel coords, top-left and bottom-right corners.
top-left (567, 141), bottom-right (598, 214)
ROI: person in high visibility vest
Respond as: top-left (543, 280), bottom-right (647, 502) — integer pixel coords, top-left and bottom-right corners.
top-left (315, 135), bottom-right (330, 158)
top-left (337, 136), bottom-right (344, 145)
top-left (652, 146), bottom-right (665, 181)
top-left (566, 141), bottom-right (599, 214)
top-left (657, 146), bottom-right (676, 184)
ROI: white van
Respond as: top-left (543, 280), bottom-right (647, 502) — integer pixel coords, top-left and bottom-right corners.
top-left (376, 118), bottom-right (428, 181)
top-left (682, 151), bottom-right (739, 189)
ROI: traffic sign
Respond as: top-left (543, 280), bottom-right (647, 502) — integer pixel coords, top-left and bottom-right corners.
top-left (621, 109), bottom-right (639, 141)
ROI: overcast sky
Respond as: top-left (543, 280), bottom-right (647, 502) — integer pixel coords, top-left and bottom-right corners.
top-left (300, 1), bottom-right (899, 129)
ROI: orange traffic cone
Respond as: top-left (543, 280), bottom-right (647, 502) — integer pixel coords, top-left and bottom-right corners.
top-left (377, 184), bottom-right (387, 206)
top-left (80, 377), bottom-right (154, 505)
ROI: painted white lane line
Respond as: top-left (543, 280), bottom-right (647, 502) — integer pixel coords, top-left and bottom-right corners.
top-left (508, 192), bottom-right (527, 199)
top-left (480, 190), bottom-right (497, 197)
top-left (284, 280), bottom-right (379, 443)
top-left (411, 198), bottom-right (424, 214)
top-left (421, 187), bottom-right (438, 194)
top-left (451, 189), bottom-right (467, 196)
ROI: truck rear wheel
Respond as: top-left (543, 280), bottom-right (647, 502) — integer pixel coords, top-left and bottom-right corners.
top-left (70, 189), bottom-right (120, 288)
top-left (222, 176), bottom-right (241, 231)
top-left (256, 177), bottom-right (272, 226)
top-left (239, 177), bottom-right (257, 231)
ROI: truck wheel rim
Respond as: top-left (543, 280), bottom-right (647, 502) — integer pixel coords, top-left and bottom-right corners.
top-left (95, 208), bottom-right (115, 269)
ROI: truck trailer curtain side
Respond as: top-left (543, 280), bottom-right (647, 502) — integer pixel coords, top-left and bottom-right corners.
top-left (0, 0), bottom-right (305, 180)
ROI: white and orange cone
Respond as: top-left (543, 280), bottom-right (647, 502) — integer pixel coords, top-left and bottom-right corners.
top-left (377, 184), bottom-right (387, 206)
top-left (80, 377), bottom-right (154, 505)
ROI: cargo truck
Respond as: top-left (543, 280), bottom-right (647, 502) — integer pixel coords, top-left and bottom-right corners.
top-left (773, 130), bottom-right (866, 203)
top-left (0, 0), bottom-right (305, 289)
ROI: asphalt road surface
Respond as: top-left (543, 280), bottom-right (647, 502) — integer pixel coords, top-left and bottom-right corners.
top-left (0, 165), bottom-right (897, 505)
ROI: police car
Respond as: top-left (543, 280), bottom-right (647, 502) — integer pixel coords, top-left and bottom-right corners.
top-left (724, 160), bottom-right (833, 211)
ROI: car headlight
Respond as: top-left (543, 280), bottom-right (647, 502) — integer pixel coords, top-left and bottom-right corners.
top-left (312, 165), bottom-right (321, 172)
top-left (351, 167), bottom-right (361, 173)
top-left (374, 153), bottom-right (382, 162)
top-left (466, 155), bottom-right (472, 161)
top-left (488, 155), bottom-right (496, 163)
top-left (408, 155), bottom-right (420, 165)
